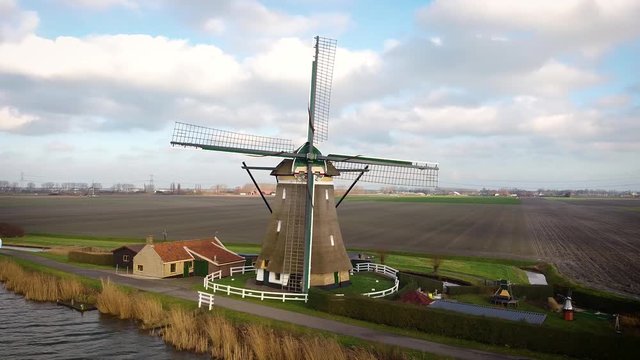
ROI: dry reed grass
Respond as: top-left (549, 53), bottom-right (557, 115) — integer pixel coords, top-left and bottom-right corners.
top-left (162, 308), bottom-right (209, 353)
top-left (0, 258), bottom-right (90, 302)
top-left (96, 278), bottom-right (134, 319)
top-left (133, 293), bottom-right (165, 329)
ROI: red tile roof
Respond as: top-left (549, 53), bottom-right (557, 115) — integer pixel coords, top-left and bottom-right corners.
top-left (150, 238), bottom-right (244, 265)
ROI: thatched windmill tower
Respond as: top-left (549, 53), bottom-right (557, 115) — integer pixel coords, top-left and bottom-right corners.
top-left (171, 37), bottom-right (439, 293)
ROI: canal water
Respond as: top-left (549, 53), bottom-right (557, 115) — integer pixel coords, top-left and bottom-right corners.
top-left (0, 285), bottom-right (208, 359)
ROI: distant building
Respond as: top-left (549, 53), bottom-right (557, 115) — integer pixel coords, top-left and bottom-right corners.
top-left (133, 237), bottom-right (244, 278)
top-left (112, 244), bottom-right (145, 269)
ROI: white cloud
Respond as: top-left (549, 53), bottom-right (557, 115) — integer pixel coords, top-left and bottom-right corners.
top-left (430, 37), bottom-right (443, 46)
top-left (163, 0), bottom-right (350, 46)
top-left (504, 60), bottom-right (601, 97)
top-left (0, 0), bottom-right (39, 42)
top-left (59, 0), bottom-right (138, 10)
top-left (0, 34), bottom-right (246, 95)
top-left (0, 106), bottom-right (38, 130)
top-left (418, 0), bottom-right (640, 56)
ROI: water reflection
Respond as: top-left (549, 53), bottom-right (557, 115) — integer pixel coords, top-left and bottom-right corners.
top-left (0, 285), bottom-right (208, 359)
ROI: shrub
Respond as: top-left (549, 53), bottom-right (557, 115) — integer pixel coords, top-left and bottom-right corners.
top-left (68, 251), bottom-right (114, 266)
top-left (0, 223), bottom-right (25, 237)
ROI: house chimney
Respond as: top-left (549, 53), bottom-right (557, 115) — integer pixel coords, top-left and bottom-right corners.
top-left (146, 235), bottom-right (154, 245)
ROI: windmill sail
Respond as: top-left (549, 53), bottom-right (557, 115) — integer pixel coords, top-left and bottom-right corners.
top-left (327, 154), bottom-right (439, 187)
top-left (332, 162), bottom-right (439, 187)
top-left (310, 37), bottom-right (337, 144)
top-left (171, 122), bottom-right (297, 157)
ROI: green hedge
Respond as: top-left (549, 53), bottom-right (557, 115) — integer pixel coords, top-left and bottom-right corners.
top-left (307, 289), bottom-right (639, 359)
top-left (446, 285), bottom-right (489, 295)
top-left (397, 272), bottom-right (443, 293)
top-left (68, 251), bottom-right (114, 266)
top-left (512, 285), bottom-right (554, 301)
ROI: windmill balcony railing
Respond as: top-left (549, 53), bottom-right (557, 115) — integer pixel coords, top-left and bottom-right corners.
top-left (230, 265), bottom-right (256, 275)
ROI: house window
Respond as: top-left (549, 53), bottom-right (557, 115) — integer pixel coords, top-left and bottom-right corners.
top-left (170, 263), bottom-right (176, 273)
top-left (123, 255), bottom-right (130, 262)
top-left (282, 189), bottom-right (286, 199)
top-left (137, 265), bottom-right (143, 272)
top-left (330, 235), bottom-right (335, 246)
top-left (276, 220), bottom-right (282, 232)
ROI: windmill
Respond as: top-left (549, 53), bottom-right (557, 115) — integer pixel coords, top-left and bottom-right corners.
top-left (171, 36), bottom-right (439, 293)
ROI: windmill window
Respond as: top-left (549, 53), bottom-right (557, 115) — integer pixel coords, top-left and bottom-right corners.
top-left (282, 189), bottom-right (286, 199)
top-left (122, 255), bottom-right (130, 262)
top-left (325, 189), bottom-right (329, 200)
top-left (276, 220), bottom-right (282, 232)
top-left (330, 235), bottom-right (335, 247)
top-left (275, 273), bottom-right (281, 281)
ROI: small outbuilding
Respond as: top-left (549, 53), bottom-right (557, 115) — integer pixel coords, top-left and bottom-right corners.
top-left (133, 237), bottom-right (244, 278)
top-left (112, 244), bottom-right (146, 269)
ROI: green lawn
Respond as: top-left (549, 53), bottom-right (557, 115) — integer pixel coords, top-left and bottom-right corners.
top-left (225, 244), bottom-right (261, 254)
top-left (324, 272), bottom-right (395, 295)
top-left (212, 272), bottom-right (395, 297)
top-left (4, 234), bottom-right (144, 250)
top-left (377, 253), bottom-right (529, 285)
top-left (345, 195), bottom-right (521, 205)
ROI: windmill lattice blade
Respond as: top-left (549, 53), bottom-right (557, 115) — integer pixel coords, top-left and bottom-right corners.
top-left (312, 37), bottom-right (337, 144)
top-left (333, 162), bottom-right (439, 188)
top-left (171, 122), bottom-right (295, 155)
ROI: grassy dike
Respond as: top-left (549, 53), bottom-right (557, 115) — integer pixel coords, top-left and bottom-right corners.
top-left (0, 255), bottom-right (436, 360)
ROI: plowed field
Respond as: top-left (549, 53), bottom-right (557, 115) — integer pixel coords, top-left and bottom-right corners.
top-left (2, 195), bottom-right (639, 298)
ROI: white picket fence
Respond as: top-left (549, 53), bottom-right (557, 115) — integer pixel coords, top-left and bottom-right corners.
top-left (230, 265), bottom-right (256, 275)
top-left (197, 291), bottom-right (215, 310)
top-left (200, 262), bottom-right (397, 302)
top-left (361, 278), bottom-right (400, 298)
top-left (354, 262), bottom-right (398, 279)
top-left (206, 282), bottom-right (308, 302)
top-left (203, 270), bottom-right (222, 288)
top-left (351, 262), bottom-right (399, 298)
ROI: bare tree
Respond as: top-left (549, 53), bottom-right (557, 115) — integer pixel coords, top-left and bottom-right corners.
top-left (432, 256), bottom-right (443, 273)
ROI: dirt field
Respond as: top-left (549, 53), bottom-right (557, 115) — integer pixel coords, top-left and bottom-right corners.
top-left (524, 198), bottom-right (640, 299)
top-left (2, 195), bottom-right (639, 298)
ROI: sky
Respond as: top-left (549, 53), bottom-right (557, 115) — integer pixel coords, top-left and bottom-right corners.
top-left (1, 0), bottom-right (639, 191)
